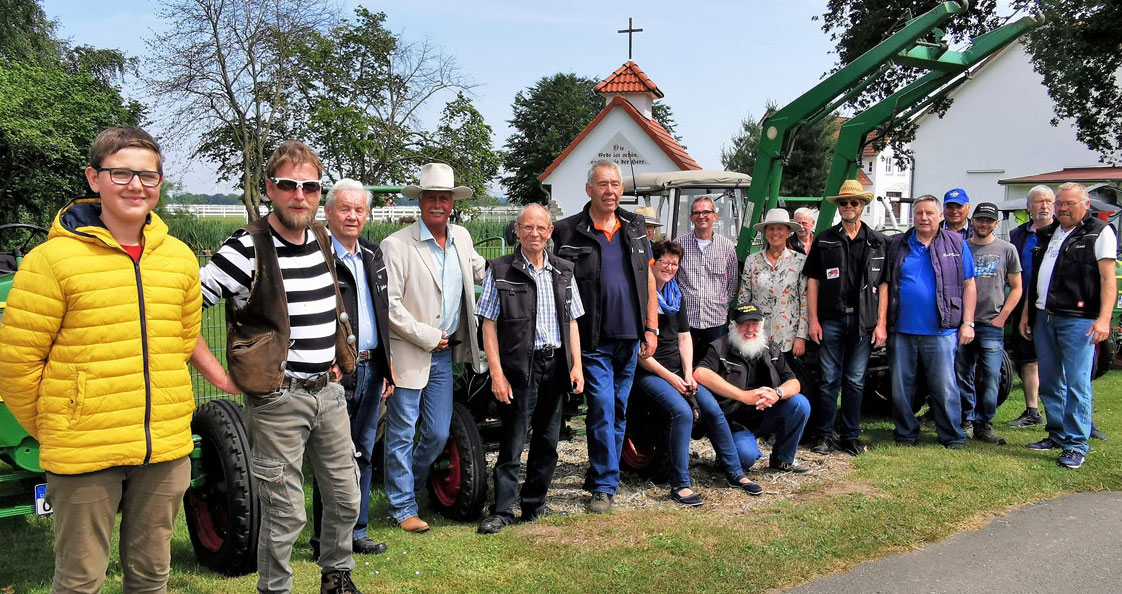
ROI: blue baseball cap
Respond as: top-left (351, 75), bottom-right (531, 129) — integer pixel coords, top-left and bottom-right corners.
top-left (944, 188), bottom-right (970, 205)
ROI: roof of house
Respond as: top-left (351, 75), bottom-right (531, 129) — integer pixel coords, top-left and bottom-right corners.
top-left (538, 94), bottom-right (701, 182)
top-left (999, 167), bottom-right (1122, 185)
top-left (857, 169), bottom-right (873, 185)
top-left (593, 61), bottom-right (665, 98)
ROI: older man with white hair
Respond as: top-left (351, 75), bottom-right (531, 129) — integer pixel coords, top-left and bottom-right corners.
top-left (788, 206), bottom-right (818, 254)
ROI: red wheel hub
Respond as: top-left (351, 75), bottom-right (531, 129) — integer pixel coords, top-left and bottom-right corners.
top-left (620, 436), bottom-right (653, 469)
top-left (187, 490), bottom-right (227, 552)
top-left (431, 441), bottom-right (462, 507)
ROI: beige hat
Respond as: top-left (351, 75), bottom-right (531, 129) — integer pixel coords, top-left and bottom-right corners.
top-left (753, 208), bottom-right (801, 233)
top-left (402, 163), bottom-right (473, 200)
top-left (826, 179), bottom-right (873, 205)
top-left (634, 205), bottom-right (662, 227)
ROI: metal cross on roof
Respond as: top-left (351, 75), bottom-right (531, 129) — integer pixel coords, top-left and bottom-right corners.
top-left (617, 17), bottom-right (643, 60)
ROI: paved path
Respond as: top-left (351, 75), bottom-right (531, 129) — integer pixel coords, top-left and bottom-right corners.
top-left (784, 491), bottom-right (1122, 594)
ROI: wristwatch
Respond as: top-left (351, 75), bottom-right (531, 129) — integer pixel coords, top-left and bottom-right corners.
top-left (776, 387), bottom-right (784, 399)
top-left (645, 327), bottom-right (659, 336)
top-left (963, 321), bottom-right (975, 328)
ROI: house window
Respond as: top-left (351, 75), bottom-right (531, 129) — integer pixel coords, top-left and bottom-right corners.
top-left (866, 161), bottom-right (873, 173)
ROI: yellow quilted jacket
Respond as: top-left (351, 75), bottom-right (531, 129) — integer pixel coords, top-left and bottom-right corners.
top-left (0, 199), bottom-right (202, 474)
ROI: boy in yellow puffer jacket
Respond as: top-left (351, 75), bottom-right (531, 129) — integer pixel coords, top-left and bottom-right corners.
top-left (0, 126), bottom-right (201, 593)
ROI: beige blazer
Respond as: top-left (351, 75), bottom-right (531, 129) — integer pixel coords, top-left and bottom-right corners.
top-left (382, 221), bottom-right (486, 389)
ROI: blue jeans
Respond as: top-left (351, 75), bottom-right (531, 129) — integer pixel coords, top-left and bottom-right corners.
top-left (956, 323), bottom-right (1005, 426)
top-left (634, 373), bottom-right (745, 488)
top-left (311, 358), bottom-right (384, 544)
top-left (890, 332), bottom-right (965, 445)
top-left (729, 394), bottom-right (811, 468)
top-left (581, 340), bottom-right (639, 494)
top-left (1034, 312), bottom-right (1095, 454)
top-left (815, 315), bottom-right (872, 441)
top-left (383, 349), bottom-right (454, 523)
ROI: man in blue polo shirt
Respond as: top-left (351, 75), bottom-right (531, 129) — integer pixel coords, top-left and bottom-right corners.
top-left (886, 194), bottom-right (977, 448)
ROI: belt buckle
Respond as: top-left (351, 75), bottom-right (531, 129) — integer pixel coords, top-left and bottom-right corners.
top-left (357, 349), bottom-right (371, 362)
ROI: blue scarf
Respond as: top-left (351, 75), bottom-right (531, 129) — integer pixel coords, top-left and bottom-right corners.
top-left (657, 279), bottom-right (682, 314)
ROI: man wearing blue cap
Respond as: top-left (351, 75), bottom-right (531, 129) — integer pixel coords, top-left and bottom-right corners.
top-left (941, 188), bottom-right (973, 239)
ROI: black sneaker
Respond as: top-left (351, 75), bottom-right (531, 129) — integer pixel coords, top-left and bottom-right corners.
top-left (310, 540), bottom-right (320, 561)
top-left (1057, 449), bottom-right (1085, 469)
top-left (1091, 424), bottom-right (1108, 440)
top-left (973, 423), bottom-right (1007, 445)
top-left (809, 436), bottom-right (833, 455)
top-left (351, 537), bottom-right (388, 555)
top-left (321, 570), bottom-right (363, 594)
top-left (1009, 409), bottom-right (1043, 428)
top-left (1026, 437), bottom-right (1059, 450)
top-left (477, 514), bottom-right (514, 535)
top-left (836, 439), bottom-right (865, 456)
top-left (727, 476), bottom-right (764, 496)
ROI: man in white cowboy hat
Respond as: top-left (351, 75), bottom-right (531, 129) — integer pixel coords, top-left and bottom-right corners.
top-left (803, 179), bottom-right (889, 457)
top-left (381, 162), bottom-right (486, 532)
top-left (634, 205), bottom-right (662, 242)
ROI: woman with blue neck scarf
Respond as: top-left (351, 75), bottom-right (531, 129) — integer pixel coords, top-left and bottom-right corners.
top-left (634, 240), bottom-right (762, 506)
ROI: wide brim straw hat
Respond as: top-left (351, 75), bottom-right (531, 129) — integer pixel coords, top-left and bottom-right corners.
top-left (825, 179), bottom-right (873, 205)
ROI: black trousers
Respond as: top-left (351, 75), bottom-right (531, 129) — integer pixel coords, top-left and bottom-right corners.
top-left (492, 351), bottom-right (565, 519)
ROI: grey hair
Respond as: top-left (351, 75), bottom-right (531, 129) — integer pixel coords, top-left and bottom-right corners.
top-left (1026, 184), bottom-right (1055, 203)
top-left (517, 202), bottom-right (552, 225)
top-left (325, 178), bottom-right (373, 209)
top-left (914, 194), bottom-right (941, 210)
top-left (1056, 182), bottom-right (1090, 202)
top-left (793, 206), bottom-right (818, 222)
top-left (586, 159), bottom-right (623, 185)
top-left (691, 196), bottom-right (718, 214)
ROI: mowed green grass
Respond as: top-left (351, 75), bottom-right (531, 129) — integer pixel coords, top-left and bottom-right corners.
top-left (2, 374), bottom-right (1120, 593)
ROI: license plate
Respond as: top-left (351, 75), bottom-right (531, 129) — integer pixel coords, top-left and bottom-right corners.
top-left (34, 483), bottom-right (52, 516)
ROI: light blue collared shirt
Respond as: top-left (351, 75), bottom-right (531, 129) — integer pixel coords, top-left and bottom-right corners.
top-left (419, 220), bottom-right (463, 335)
top-left (331, 234), bottom-right (378, 351)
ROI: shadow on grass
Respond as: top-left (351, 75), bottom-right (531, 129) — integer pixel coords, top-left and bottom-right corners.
top-left (0, 514), bottom-right (55, 590)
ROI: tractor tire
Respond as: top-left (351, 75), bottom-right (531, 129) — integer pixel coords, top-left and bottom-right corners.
top-left (184, 399), bottom-right (259, 576)
top-left (995, 349), bottom-right (1014, 409)
top-left (620, 394), bottom-right (671, 485)
top-left (427, 402), bottom-right (487, 521)
top-left (1093, 332), bottom-right (1118, 380)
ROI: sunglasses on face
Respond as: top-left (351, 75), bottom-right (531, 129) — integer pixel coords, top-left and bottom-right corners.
top-left (271, 177), bottom-right (322, 194)
top-left (98, 167), bottom-right (162, 188)
top-left (836, 199), bottom-right (863, 208)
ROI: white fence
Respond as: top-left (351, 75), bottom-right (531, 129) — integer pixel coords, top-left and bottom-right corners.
top-left (165, 203), bottom-right (523, 223)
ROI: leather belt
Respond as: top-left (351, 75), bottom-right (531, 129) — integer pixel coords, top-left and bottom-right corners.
top-left (280, 373), bottom-right (330, 394)
top-left (536, 346), bottom-right (559, 358)
top-left (357, 349), bottom-right (373, 362)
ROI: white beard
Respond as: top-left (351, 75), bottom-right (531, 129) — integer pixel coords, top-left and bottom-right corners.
top-left (728, 322), bottom-right (769, 360)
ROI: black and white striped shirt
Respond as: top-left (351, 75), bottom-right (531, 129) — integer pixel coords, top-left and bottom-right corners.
top-left (200, 227), bottom-right (337, 377)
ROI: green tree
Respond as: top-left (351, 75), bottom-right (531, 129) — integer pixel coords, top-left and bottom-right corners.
top-left (721, 101), bottom-right (839, 198)
top-left (502, 73), bottom-right (682, 205)
top-left (0, 0), bottom-right (58, 63)
top-left (421, 92), bottom-right (504, 203)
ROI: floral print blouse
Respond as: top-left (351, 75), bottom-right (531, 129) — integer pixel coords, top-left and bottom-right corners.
top-left (737, 248), bottom-right (808, 353)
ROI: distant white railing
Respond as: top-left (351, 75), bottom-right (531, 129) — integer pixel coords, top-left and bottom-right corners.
top-left (164, 203), bottom-right (522, 223)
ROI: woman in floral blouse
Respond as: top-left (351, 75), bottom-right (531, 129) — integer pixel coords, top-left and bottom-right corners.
top-left (738, 208), bottom-right (808, 363)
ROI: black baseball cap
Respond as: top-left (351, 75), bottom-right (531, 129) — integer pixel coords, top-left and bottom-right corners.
top-left (972, 202), bottom-right (1000, 221)
top-left (732, 304), bottom-right (764, 323)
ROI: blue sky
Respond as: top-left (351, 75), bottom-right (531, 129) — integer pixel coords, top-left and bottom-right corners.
top-left (44, 1), bottom-right (856, 193)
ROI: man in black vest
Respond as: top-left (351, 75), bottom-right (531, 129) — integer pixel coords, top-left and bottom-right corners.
top-left (475, 204), bottom-right (585, 534)
top-left (553, 159), bottom-right (658, 514)
top-left (310, 179), bottom-right (394, 558)
top-left (1020, 182), bottom-right (1117, 469)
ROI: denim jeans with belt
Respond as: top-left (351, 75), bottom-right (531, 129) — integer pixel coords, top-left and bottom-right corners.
top-left (956, 322), bottom-right (1005, 426)
top-left (383, 348), bottom-right (454, 523)
top-left (1034, 312), bottom-right (1095, 454)
top-left (492, 350), bottom-right (564, 519)
top-left (634, 373), bottom-right (745, 488)
top-left (581, 339), bottom-right (639, 495)
top-left (244, 380), bottom-right (359, 594)
top-left (890, 332), bottom-right (965, 445)
top-left (814, 313), bottom-right (872, 441)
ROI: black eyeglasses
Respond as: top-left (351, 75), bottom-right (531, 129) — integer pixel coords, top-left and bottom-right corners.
top-left (97, 167), bottom-right (162, 188)
top-left (836, 199), bottom-right (863, 208)
top-left (690, 209), bottom-right (715, 217)
top-left (271, 177), bottom-right (322, 194)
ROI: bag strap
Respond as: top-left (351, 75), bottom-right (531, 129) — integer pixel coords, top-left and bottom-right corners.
top-left (310, 222), bottom-right (357, 369)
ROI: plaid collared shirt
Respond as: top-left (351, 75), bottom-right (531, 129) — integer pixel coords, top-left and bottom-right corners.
top-left (674, 231), bottom-right (739, 330)
top-left (476, 251), bottom-right (584, 349)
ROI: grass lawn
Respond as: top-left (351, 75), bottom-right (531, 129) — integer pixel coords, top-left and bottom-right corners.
top-left (2, 374), bottom-right (1120, 593)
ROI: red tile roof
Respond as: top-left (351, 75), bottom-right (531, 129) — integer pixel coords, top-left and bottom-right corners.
top-left (538, 95), bottom-right (700, 182)
top-left (857, 170), bottom-right (873, 185)
top-left (593, 61), bottom-right (665, 98)
top-left (999, 167), bottom-right (1122, 185)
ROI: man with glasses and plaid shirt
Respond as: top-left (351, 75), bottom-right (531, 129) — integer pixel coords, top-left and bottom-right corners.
top-left (674, 196), bottom-right (740, 361)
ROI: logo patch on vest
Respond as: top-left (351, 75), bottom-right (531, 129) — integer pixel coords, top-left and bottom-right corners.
top-left (1078, 301), bottom-right (1085, 308)
top-left (827, 267), bottom-right (840, 279)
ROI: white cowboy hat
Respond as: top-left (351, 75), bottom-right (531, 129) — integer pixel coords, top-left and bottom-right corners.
top-left (752, 208), bottom-right (801, 233)
top-left (634, 205), bottom-right (662, 227)
top-left (401, 163), bottom-right (474, 200)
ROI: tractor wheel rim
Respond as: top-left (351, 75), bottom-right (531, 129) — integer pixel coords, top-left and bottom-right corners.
top-left (431, 441), bottom-right (462, 507)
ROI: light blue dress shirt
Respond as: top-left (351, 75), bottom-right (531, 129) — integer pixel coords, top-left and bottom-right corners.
top-left (331, 234), bottom-right (378, 351)
top-left (419, 220), bottom-right (463, 335)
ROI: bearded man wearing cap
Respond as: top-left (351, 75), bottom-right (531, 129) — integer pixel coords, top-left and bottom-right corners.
top-left (693, 304), bottom-right (812, 475)
top-left (803, 179), bottom-right (889, 457)
top-left (956, 202), bottom-right (1021, 445)
top-left (381, 163), bottom-right (486, 532)
top-left (941, 188), bottom-right (973, 239)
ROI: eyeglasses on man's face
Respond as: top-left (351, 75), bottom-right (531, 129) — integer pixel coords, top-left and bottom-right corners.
top-left (690, 209), bottom-right (715, 217)
top-left (271, 177), bottom-right (323, 194)
top-left (97, 167), bottom-right (162, 188)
